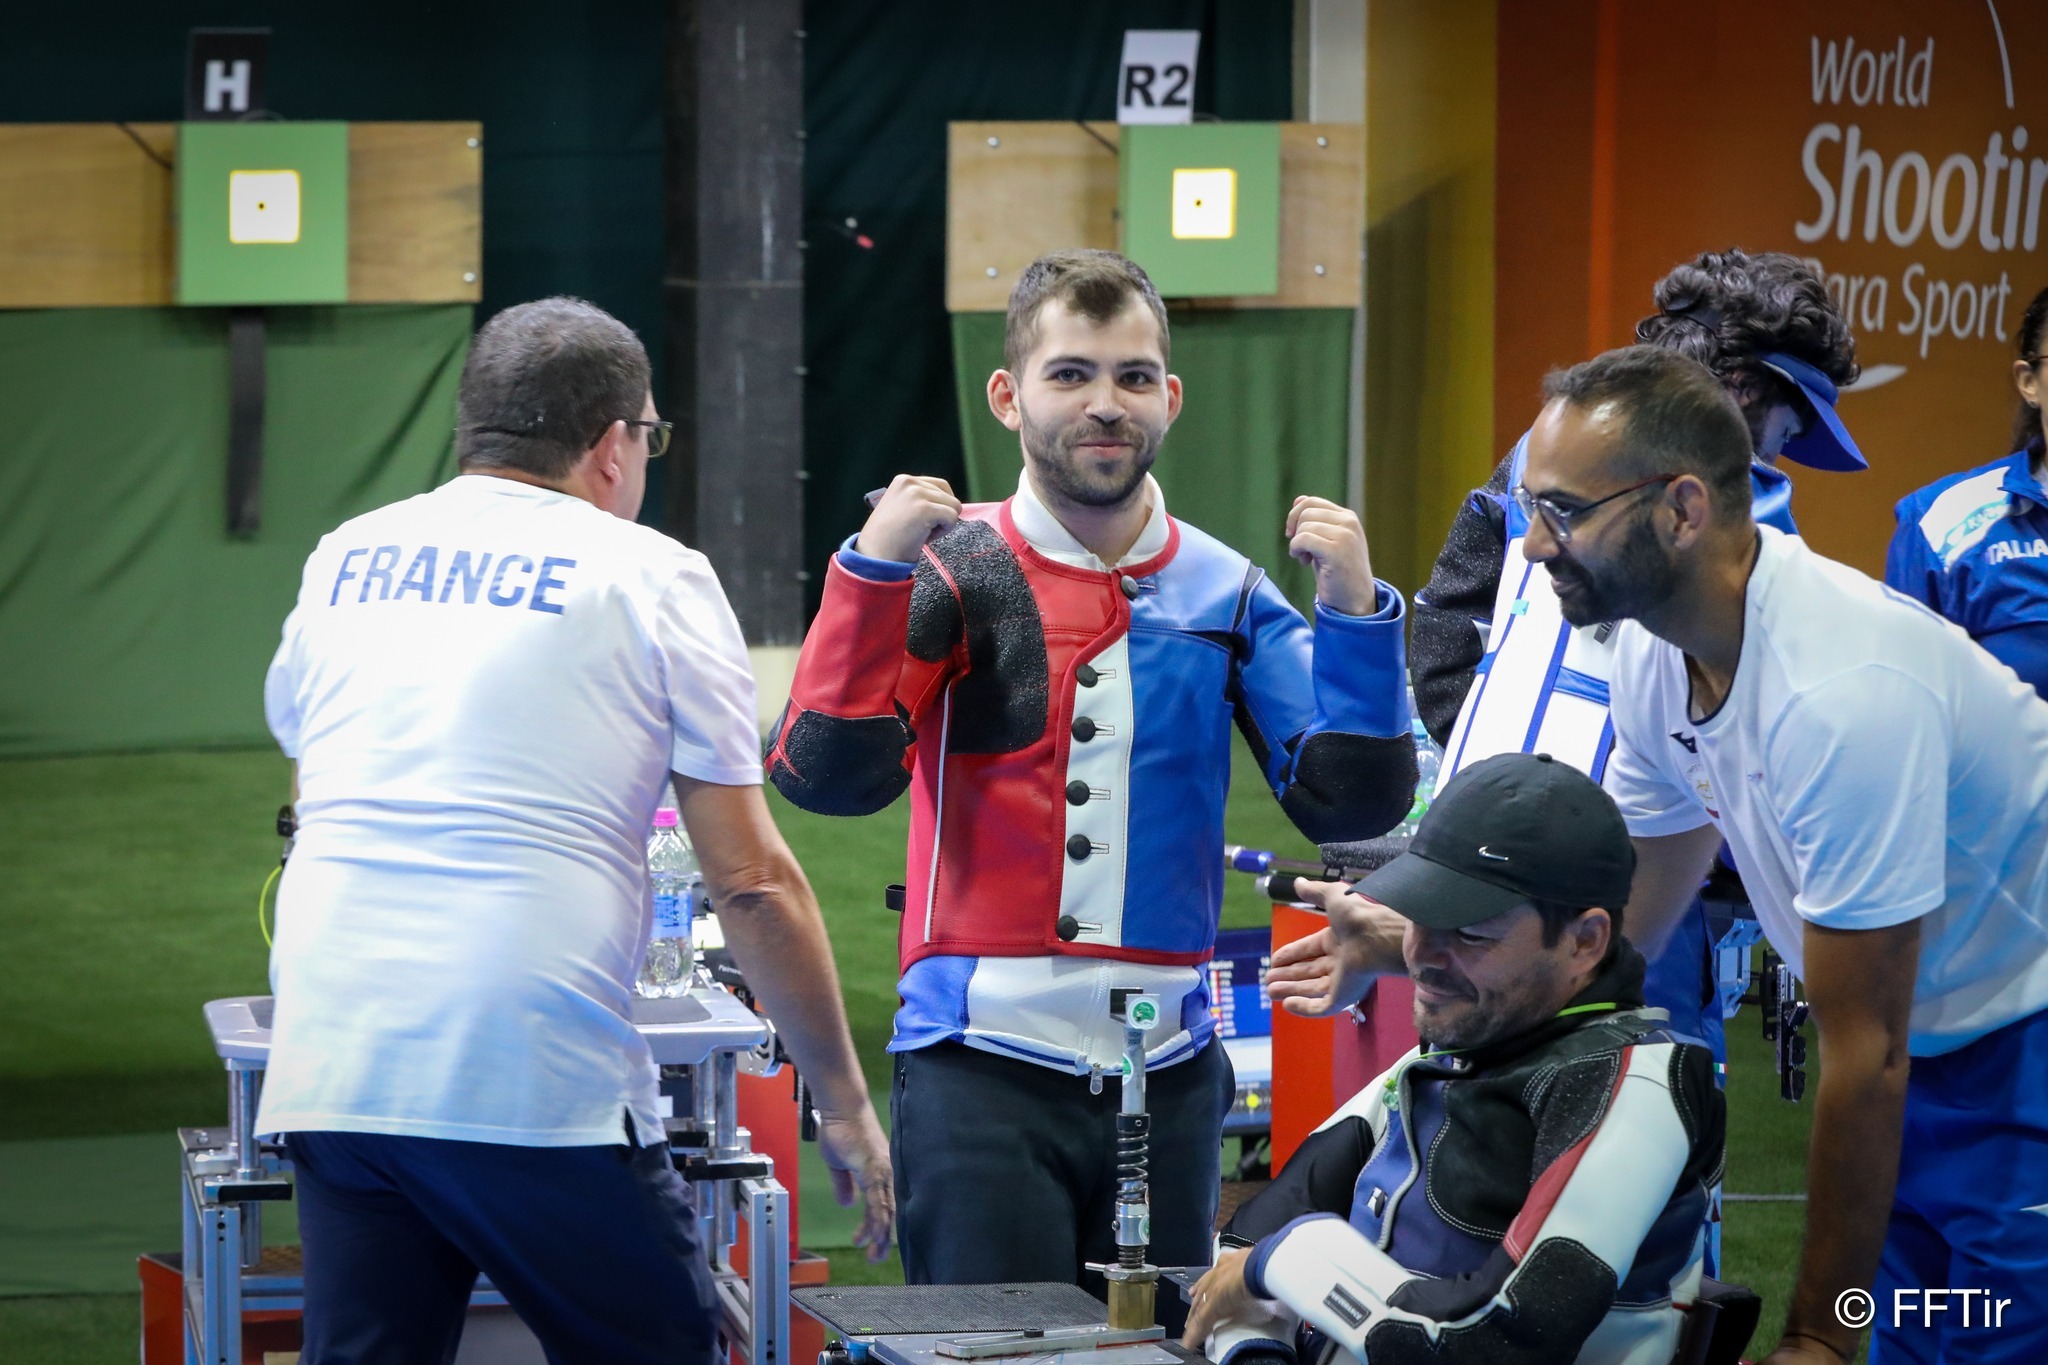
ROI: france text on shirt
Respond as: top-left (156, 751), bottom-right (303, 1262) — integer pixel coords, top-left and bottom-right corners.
top-left (327, 544), bottom-right (578, 614)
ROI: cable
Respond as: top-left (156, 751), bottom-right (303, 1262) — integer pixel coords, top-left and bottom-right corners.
top-left (114, 122), bottom-right (173, 172)
top-left (1074, 119), bottom-right (1118, 157)
top-left (258, 864), bottom-right (281, 947)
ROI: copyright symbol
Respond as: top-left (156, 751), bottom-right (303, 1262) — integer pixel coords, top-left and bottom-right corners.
top-left (1835, 1289), bottom-right (1875, 1329)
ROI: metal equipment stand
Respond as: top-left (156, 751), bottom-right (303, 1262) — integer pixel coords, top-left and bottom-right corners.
top-left (182, 987), bottom-right (791, 1365)
top-left (1084, 992), bottom-right (1162, 1331)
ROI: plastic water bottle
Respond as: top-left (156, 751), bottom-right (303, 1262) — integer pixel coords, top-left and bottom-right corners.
top-left (1393, 703), bottom-right (1443, 839)
top-left (636, 807), bottom-right (698, 998)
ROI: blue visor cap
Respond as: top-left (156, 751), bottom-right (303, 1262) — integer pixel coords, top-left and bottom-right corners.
top-left (1757, 351), bottom-right (1867, 471)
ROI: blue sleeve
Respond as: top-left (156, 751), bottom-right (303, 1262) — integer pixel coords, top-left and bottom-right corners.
top-left (1232, 574), bottom-right (1417, 844)
top-left (1883, 505), bottom-right (1943, 611)
top-left (1750, 462), bottom-right (1799, 535)
top-left (833, 534), bottom-right (916, 584)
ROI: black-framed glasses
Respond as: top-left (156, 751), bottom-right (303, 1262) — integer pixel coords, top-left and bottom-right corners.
top-left (1513, 474), bottom-right (1678, 546)
top-left (623, 419), bottom-right (673, 458)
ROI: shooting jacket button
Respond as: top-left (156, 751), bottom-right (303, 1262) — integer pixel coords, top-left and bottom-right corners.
top-left (1072, 717), bottom-right (1097, 742)
top-left (1119, 576), bottom-right (1139, 600)
top-left (1066, 780), bottom-right (1091, 807)
top-left (1075, 663), bottom-right (1099, 688)
top-left (1056, 915), bottom-right (1081, 941)
top-left (1066, 833), bottom-right (1093, 861)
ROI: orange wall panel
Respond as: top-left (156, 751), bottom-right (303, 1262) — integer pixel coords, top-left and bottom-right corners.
top-left (1496, 0), bottom-right (2048, 575)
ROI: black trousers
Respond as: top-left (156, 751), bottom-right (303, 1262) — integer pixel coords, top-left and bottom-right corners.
top-left (890, 1039), bottom-right (1234, 1333)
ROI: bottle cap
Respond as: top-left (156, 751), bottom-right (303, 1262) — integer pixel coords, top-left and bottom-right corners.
top-left (653, 807), bottom-right (679, 829)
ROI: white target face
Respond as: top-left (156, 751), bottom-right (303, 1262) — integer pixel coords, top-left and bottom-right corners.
top-left (1170, 168), bottom-right (1236, 240)
top-left (228, 170), bottom-right (302, 244)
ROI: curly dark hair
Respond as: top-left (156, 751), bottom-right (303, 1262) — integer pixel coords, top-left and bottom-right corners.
top-left (2012, 284), bottom-right (2048, 453)
top-left (1633, 250), bottom-right (1860, 397)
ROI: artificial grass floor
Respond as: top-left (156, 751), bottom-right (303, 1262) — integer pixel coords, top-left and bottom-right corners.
top-left (0, 747), bottom-right (1821, 1354)
top-left (0, 744), bottom-right (1307, 1144)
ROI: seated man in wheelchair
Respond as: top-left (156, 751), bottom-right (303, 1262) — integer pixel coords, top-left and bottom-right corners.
top-left (1184, 753), bottom-right (1726, 1365)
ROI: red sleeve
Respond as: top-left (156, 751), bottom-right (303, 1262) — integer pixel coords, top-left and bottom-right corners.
top-left (767, 554), bottom-right (956, 815)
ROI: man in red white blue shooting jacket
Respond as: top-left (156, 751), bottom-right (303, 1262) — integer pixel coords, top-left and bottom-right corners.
top-left (767, 248), bottom-right (1417, 1312)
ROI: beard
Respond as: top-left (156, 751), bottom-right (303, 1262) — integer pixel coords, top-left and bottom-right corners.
top-left (1411, 961), bottom-right (1562, 1051)
top-left (1546, 507), bottom-right (1682, 627)
top-left (1018, 400), bottom-right (1161, 509)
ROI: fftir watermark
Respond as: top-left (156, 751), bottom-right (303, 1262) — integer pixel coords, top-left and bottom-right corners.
top-left (1836, 1287), bottom-right (2016, 1331)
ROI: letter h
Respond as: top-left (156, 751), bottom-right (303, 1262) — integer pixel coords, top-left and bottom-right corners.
top-left (204, 59), bottom-right (250, 113)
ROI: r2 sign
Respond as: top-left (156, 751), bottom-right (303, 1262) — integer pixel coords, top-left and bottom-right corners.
top-left (1118, 30), bottom-right (1200, 126)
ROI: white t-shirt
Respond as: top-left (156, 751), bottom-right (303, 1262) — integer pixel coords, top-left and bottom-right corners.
top-left (258, 474), bottom-right (761, 1146)
top-left (1606, 526), bottom-right (2048, 1056)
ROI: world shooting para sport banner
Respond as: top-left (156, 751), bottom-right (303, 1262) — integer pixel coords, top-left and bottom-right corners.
top-left (1495, 0), bottom-right (2048, 576)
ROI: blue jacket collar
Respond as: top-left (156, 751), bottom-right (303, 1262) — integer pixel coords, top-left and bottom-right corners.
top-left (2002, 445), bottom-right (2047, 512)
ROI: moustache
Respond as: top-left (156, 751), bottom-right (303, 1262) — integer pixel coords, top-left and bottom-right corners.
top-left (1545, 560), bottom-right (1594, 592)
top-left (1412, 968), bottom-right (1472, 999)
top-left (1057, 421), bottom-right (1150, 452)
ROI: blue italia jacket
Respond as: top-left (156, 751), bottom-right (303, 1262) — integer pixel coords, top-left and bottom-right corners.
top-left (1886, 442), bottom-right (2048, 701)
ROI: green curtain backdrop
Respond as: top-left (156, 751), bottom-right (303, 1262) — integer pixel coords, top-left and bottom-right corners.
top-left (0, 305), bottom-right (470, 757)
top-left (950, 308), bottom-right (1354, 609)
top-left (801, 0), bottom-right (1294, 618)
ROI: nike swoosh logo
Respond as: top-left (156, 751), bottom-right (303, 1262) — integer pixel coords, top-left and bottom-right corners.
top-left (1477, 847), bottom-right (1510, 862)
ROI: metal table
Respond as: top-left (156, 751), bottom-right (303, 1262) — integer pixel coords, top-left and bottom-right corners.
top-left (182, 986), bottom-right (789, 1365)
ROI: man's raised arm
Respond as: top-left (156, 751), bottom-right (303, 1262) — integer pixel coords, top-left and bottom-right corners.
top-left (1235, 497), bottom-right (1416, 845)
top-left (765, 475), bottom-right (958, 816)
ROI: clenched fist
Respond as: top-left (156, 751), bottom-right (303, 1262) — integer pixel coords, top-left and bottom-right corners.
top-left (856, 474), bottom-right (962, 564)
top-left (1286, 496), bottom-right (1376, 616)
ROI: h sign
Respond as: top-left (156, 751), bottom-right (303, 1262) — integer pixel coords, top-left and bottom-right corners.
top-left (186, 29), bottom-right (269, 122)
top-left (1118, 30), bottom-right (1200, 126)
top-left (205, 61), bottom-right (251, 115)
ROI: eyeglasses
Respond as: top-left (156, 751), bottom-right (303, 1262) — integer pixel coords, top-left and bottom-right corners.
top-left (623, 419), bottom-right (673, 458)
top-left (1513, 474), bottom-right (1678, 546)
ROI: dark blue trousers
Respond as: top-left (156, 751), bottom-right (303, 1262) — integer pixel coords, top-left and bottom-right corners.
top-left (1869, 1007), bottom-right (2048, 1365)
top-left (1641, 894), bottom-right (1726, 1063)
top-left (287, 1128), bottom-right (717, 1365)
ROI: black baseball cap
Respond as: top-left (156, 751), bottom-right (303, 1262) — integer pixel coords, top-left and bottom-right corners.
top-left (1358, 752), bottom-right (1635, 930)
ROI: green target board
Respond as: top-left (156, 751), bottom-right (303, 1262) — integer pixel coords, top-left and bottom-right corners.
top-left (1118, 123), bottom-right (1281, 298)
top-left (176, 122), bottom-right (350, 305)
